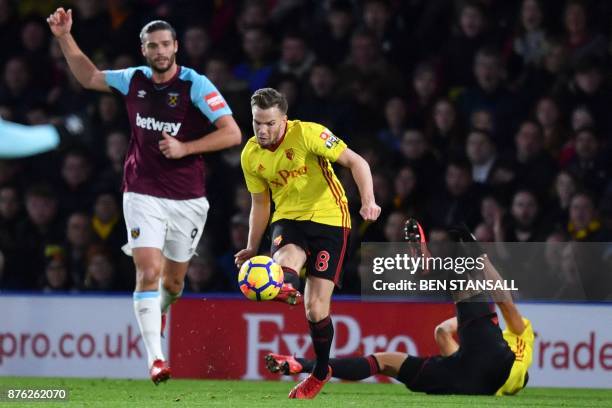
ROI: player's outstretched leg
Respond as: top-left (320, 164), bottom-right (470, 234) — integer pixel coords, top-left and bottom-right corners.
top-left (267, 353), bottom-right (382, 380)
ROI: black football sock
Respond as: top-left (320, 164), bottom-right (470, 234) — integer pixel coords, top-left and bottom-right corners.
top-left (309, 316), bottom-right (334, 380)
top-left (296, 355), bottom-right (380, 380)
top-left (282, 266), bottom-right (300, 289)
top-left (296, 357), bottom-right (314, 373)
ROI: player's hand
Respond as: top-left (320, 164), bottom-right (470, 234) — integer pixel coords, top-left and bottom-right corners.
top-left (360, 201), bottom-right (381, 221)
top-left (234, 248), bottom-right (256, 269)
top-left (159, 131), bottom-right (188, 159)
top-left (47, 8), bottom-right (73, 37)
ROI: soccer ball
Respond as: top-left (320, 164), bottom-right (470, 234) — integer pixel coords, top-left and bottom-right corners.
top-left (238, 255), bottom-right (284, 301)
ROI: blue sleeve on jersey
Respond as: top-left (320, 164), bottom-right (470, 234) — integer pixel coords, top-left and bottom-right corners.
top-left (104, 66), bottom-right (151, 95)
top-left (181, 68), bottom-right (232, 123)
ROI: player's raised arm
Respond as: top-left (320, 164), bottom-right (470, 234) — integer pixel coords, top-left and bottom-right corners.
top-left (235, 190), bottom-right (271, 267)
top-left (336, 148), bottom-right (381, 221)
top-left (47, 8), bottom-right (110, 92)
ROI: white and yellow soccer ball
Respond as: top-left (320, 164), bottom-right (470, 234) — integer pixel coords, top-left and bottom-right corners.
top-left (238, 255), bottom-right (284, 301)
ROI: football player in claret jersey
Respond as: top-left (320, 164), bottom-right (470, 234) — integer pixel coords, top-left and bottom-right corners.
top-left (267, 221), bottom-right (535, 397)
top-left (235, 88), bottom-right (381, 399)
top-left (47, 9), bottom-right (241, 384)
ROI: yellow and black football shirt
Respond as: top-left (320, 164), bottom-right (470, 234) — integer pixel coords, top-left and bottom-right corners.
top-left (496, 318), bottom-right (535, 396)
top-left (240, 120), bottom-right (350, 228)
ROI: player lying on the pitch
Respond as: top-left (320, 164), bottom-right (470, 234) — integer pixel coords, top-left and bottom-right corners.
top-left (266, 222), bottom-right (535, 396)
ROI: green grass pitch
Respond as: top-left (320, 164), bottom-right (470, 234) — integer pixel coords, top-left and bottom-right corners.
top-left (2, 378), bottom-right (611, 407)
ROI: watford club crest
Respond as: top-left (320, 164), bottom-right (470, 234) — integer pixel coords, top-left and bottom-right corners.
top-left (285, 148), bottom-right (294, 160)
top-left (166, 92), bottom-right (179, 108)
top-left (131, 227), bottom-right (140, 239)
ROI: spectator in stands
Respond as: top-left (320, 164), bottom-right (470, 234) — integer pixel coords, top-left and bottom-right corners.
top-left (377, 96), bottom-right (407, 153)
top-left (0, 185), bottom-right (20, 253)
top-left (298, 62), bottom-right (351, 137)
top-left (444, 1), bottom-right (489, 88)
top-left (397, 129), bottom-right (441, 189)
top-left (502, 119), bottom-right (557, 193)
top-left (465, 129), bottom-right (497, 185)
top-left (534, 96), bottom-right (568, 159)
top-left (83, 245), bottom-right (118, 291)
top-left (0, 0), bottom-right (20, 61)
top-left (338, 28), bottom-right (403, 102)
top-left (91, 191), bottom-right (124, 251)
top-left (20, 16), bottom-right (51, 90)
top-left (64, 212), bottom-right (94, 289)
top-left (392, 166), bottom-right (426, 221)
top-left (311, 0), bottom-right (354, 66)
top-left (214, 0), bottom-right (269, 63)
top-left (57, 148), bottom-right (96, 217)
top-left (567, 191), bottom-right (608, 241)
top-left (564, 57), bottom-right (612, 134)
top-left (470, 109), bottom-right (494, 133)
top-left (502, 189), bottom-right (549, 242)
top-left (564, 127), bottom-right (609, 195)
top-left (509, 0), bottom-right (548, 69)
top-left (383, 211), bottom-right (408, 242)
top-left (480, 194), bottom-right (505, 233)
top-left (41, 245), bottom-right (72, 292)
top-left (96, 130), bottom-right (128, 193)
top-left (550, 171), bottom-right (578, 227)
top-left (185, 247), bottom-right (224, 292)
top-left (233, 27), bottom-right (274, 92)
top-left (0, 185), bottom-right (22, 288)
top-left (181, 25), bottom-right (210, 74)
top-left (427, 98), bottom-right (465, 161)
top-left (562, 0), bottom-right (607, 64)
top-left (457, 47), bottom-right (523, 147)
top-left (218, 214), bottom-right (249, 291)
top-left (71, 0), bottom-right (110, 56)
top-left (271, 73), bottom-right (301, 117)
top-left (0, 57), bottom-right (43, 122)
top-left (204, 56), bottom-right (251, 130)
top-left (428, 159), bottom-right (482, 229)
top-left (570, 104), bottom-right (595, 132)
top-left (270, 32), bottom-right (315, 83)
top-left (362, 0), bottom-right (406, 69)
top-left (16, 184), bottom-right (63, 288)
top-left (89, 94), bottom-right (128, 154)
top-left (406, 62), bottom-right (439, 128)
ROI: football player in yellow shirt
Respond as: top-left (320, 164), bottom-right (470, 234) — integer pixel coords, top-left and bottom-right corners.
top-left (235, 88), bottom-right (381, 399)
top-left (266, 220), bottom-right (534, 396)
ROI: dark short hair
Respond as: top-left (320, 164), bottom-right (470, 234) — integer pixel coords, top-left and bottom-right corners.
top-left (250, 88), bottom-right (288, 114)
top-left (139, 20), bottom-right (176, 44)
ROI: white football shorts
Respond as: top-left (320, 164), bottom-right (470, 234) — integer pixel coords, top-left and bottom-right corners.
top-left (122, 192), bottom-right (209, 262)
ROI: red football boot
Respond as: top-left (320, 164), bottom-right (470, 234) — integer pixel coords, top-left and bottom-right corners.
top-left (404, 218), bottom-right (432, 273)
top-left (265, 353), bottom-right (303, 375)
top-left (288, 367), bottom-right (332, 399)
top-left (150, 359), bottom-right (171, 385)
top-left (273, 283), bottom-right (303, 305)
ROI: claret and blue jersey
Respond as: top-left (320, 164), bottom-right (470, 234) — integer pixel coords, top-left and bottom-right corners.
top-left (104, 65), bottom-right (232, 200)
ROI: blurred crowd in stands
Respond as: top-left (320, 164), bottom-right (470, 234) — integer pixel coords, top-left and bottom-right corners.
top-left (0, 0), bottom-right (611, 299)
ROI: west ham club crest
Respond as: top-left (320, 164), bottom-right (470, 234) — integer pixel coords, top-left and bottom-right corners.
top-left (167, 92), bottom-right (179, 108)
